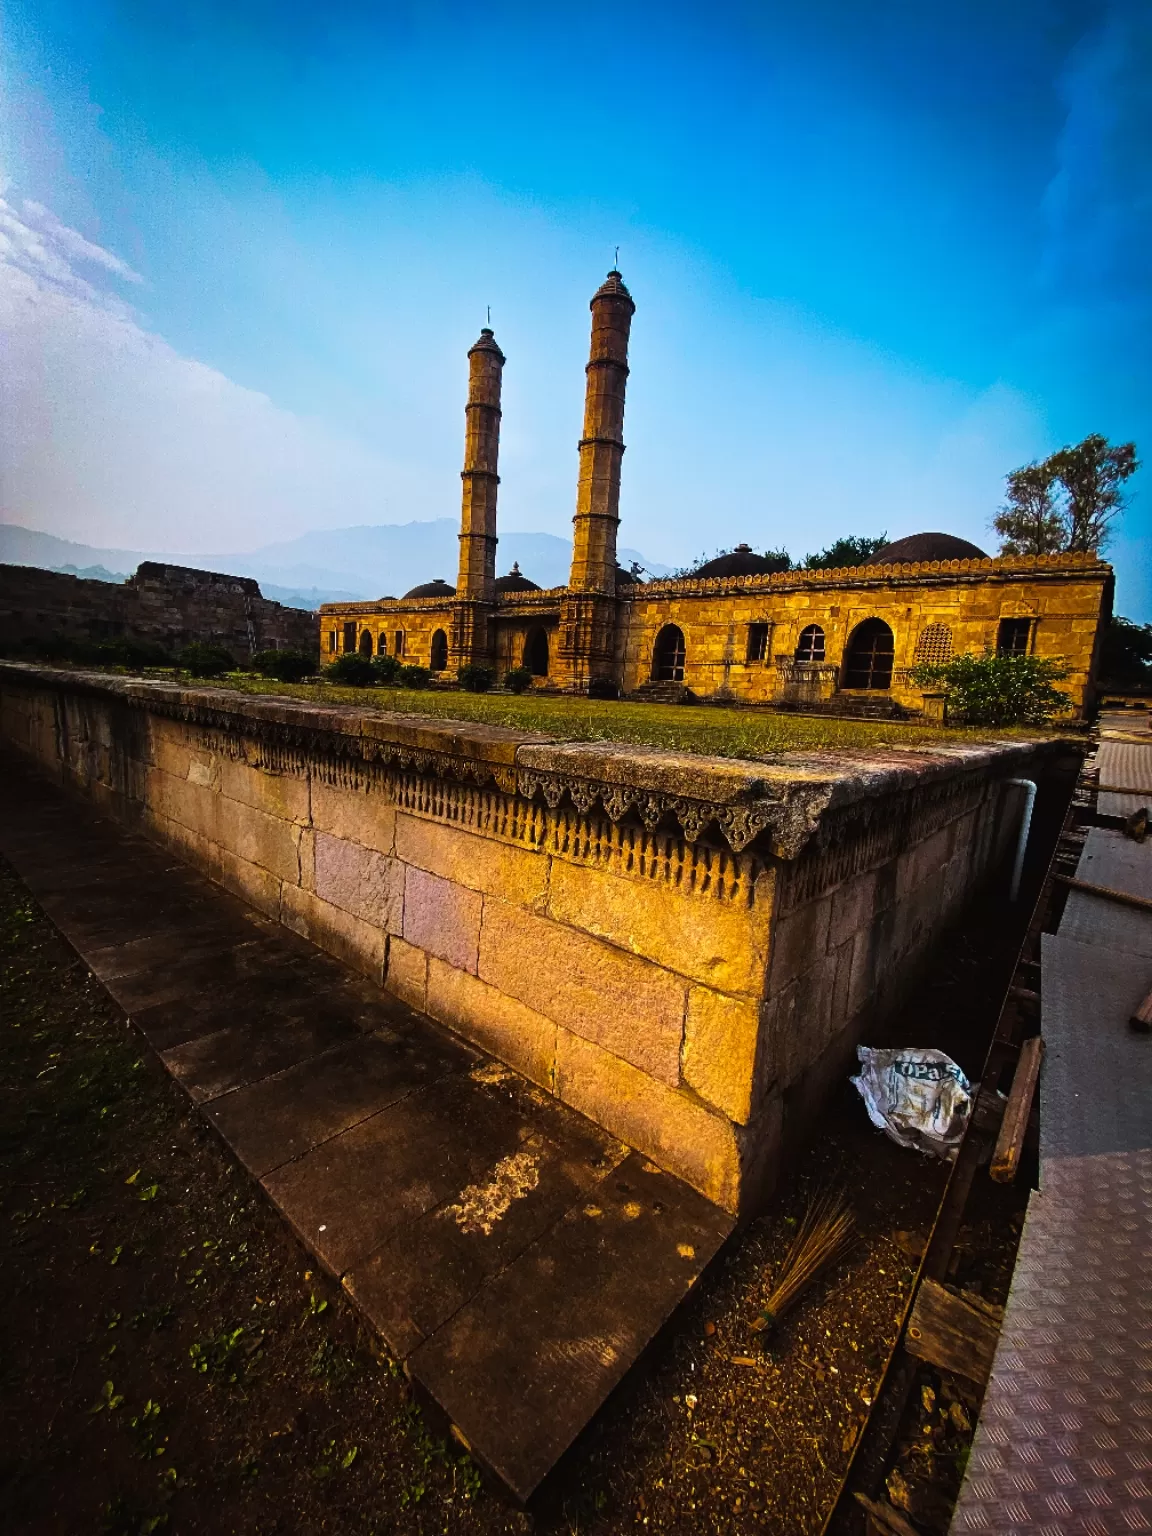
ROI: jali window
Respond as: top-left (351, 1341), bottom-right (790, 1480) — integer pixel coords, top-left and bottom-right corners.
top-left (913, 623), bottom-right (953, 665)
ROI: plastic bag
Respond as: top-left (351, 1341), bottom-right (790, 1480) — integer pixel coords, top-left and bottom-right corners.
top-left (850, 1046), bottom-right (974, 1158)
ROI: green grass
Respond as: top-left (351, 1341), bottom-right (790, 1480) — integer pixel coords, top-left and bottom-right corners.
top-left (190, 674), bottom-right (1043, 760)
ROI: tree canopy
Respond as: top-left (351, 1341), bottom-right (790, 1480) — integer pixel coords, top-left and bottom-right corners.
top-left (1099, 617), bottom-right (1152, 687)
top-left (804, 534), bottom-right (888, 570)
top-left (994, 434), bottom-right (1139, 556)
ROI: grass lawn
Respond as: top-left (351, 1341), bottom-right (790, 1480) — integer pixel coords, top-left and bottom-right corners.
top-left (192, 676), bottom-right (1039, 759)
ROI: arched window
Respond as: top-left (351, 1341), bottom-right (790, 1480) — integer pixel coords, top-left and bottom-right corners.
top-left (914, 623), bottom-right (953, 666)
top-left (795, 624), bottom-right (826, 663)
top-left (358, 629), bottom-right (374, 657)
top-left (844, 619), bottom-right (895, 689)
top-left (652, 624), bottom-right (686, 682)
top-left (523, 626), bottom-right (549, 677)
top-left (429, 630), bottom-right (448, 672)
top-left (395, 631), bottom-right (405, 657)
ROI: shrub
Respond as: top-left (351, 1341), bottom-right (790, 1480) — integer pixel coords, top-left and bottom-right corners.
top-left (325, 653), bottom-right (376, 687)
top-left (397, 664), bottom-right (431, 689)
top-left (179, 643), bottom-right (235, 678)
top-left (250, 648), bottom-right (314, 683)
top-left (503, 667), bottom-right (533, 694)
top-left (912, 651), bottom-right (1071, 726)
top-left (458, 664), bottom-right (495, 693)
top-left (587, 675), bottom-right (621, 700)
top-left (370, 654), bottom-right (401, 685)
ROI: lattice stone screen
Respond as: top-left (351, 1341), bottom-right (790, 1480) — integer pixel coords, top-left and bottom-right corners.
top-left (914, 623), bottom-right (954, 665)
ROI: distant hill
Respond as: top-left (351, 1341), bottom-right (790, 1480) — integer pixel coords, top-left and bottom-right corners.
top-left (0, 522), bottom-right (670, 609)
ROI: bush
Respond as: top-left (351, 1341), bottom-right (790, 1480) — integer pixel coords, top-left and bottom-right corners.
top-left (458, 664), bottom-right (495, 693)
top-left (370, 654), bottom-right (401, 685)
top-left (503, 667), bottom-right (533, 694)
top-left (3, 635), bottom-right (174, 670)
top-left (325, 653), bottom-right (376, 687)
top-left (587, 675), bottom-right (621, 700)
top-left (397, 664), bottom-right (431, 689)
top-left (179, 643), bottom-right (235, 678)
top-left (912, 651), bottom-right (1071, 726)
top-left (250, 648), bottom-right (314, 683)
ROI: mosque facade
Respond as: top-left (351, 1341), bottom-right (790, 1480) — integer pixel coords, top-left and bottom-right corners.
top-left (320, 273), bottom-right (1112, 717)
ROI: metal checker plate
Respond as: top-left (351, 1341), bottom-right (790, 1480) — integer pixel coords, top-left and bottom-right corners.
top-left (1097, 740), bottom-right (1152, 820)
top-left (1060, 828), bottom-right (1152, 958)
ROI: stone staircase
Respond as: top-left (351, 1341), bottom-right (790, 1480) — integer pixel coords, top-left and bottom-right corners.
top-left (628, 680), bottom-right (697, 705)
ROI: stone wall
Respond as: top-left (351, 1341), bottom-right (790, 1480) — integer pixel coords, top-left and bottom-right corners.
top-left (0, 663), bottom-right (1075, 1214)
top-left (0, 562), bottom-right (318, 660)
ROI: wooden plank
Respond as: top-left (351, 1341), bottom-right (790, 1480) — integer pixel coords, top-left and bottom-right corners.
top-left (904, 1277), bottom-right (1000, 1385)
top-left (1055, 874), bottom-right (1152, 915)
top-left (853, 1494), bottom-right (922, 1536)
top-left (991, 1035), bottom-right (1045, 1183)
top-left (1132, 986), bottom-right (1152, 1035)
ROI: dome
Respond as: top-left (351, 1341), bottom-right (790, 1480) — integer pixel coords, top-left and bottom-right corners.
top-left (468, 327), bottom-right (505, 360)
top-left (592, 269), bottom-right (635, 310)
top-left (494, 562), bottom-right (541, 594)
top-left (403, 579), bottom-right (456, 600)
top-left (692, 544), bottom-right (776, 579)
top-left (870, 532), bottom-right (988, 564)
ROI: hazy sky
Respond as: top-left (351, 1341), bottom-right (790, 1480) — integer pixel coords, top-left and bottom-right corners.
top-left (1, 1), bottom-right (1148, 616)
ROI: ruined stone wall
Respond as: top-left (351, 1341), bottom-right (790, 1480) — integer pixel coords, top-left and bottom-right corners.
top-left (0, 665), bottom-right (1070, 1214)
top-left (0, 563), bottom-right (318, 659)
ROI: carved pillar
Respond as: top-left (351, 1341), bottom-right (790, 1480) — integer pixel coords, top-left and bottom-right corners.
top-left (451, 328), bottom-right (504, 671)
top-left (559, 271), bottom-right (635, 691)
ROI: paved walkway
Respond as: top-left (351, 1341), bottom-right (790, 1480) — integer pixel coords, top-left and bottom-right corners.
top-left (952, 714), bottom-right (1152, 1533)
top-left (0, 755), bottom-right (732, 1502)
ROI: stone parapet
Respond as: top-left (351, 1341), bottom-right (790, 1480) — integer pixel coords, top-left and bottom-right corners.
top-left (0, 662), bottom-right (1079, 1215)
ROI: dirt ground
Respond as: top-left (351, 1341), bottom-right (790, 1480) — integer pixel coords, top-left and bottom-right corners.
top-left (0, 856), bottom-right (1030, 1535)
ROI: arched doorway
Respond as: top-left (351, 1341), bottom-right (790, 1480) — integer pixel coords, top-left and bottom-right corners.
top-left (652, 624), bottom-right (686, 682)
top-left (523, 626), bottom-right (549, 677)
top-left (430, 630), bottom-right (448, 672)
top-left (358, 629), bottom-right (374, 657)
top-left (843, 618), bottom-right (895, 689)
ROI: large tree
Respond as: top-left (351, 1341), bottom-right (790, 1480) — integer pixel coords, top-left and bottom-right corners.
top-left (994, 434), bottom-right (1139, 556)
top-left (804, 534), bottom-right (888, 570)
top-left (992, 461), bottom-right (1064, 555)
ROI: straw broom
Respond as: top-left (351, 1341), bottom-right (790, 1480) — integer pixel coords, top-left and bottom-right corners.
top-left (751, 1189), bottom-right (856, 1337)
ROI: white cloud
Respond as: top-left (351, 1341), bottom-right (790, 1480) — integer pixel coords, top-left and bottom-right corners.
top-left (0, 192), bottom-right (414, 551)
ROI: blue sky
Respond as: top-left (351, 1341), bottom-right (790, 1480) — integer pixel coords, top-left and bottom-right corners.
top-left (1, 0), bottom-right (1148, 616)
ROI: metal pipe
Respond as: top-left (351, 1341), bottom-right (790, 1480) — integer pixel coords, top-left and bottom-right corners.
top-left (1006, 778), bottom-right (1037, 902)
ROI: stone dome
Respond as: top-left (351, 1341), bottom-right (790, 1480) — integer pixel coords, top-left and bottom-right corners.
top-left (870, 532), bottom-right (988, 564)
top-left (494, 562), bottom-right (541, 595)
top-left (692, 544), bottom-right (776, 579)
top-left (402, 579), bottom-right (456, 599)
top-left (468, 327), bottom-right (504, 360)
top-left (593, 270), bottom-right (635, 309)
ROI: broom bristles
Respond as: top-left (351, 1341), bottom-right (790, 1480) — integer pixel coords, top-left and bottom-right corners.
top-left (760, 1189), bottom-right (856, 1323)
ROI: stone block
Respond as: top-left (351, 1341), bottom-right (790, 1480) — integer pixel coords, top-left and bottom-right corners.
top-left (310, 776), bottom-right (396, 857)
top-left (425, 957), bottom-right (557, 1091)
top-left (546, 858), bottom-right (768, 995)
top-left (152, 731), bottom-right (214, 787)
top-left (402, 867), bottom-right (483, 976)
top-left (768, 893), bottom-right (832, 993)
top-left (554, 1029), bottom-right (741, 1212)
top-left (478, 899), bottom-right (687, 1086)
top-left (395, 813), bottom-right (548, 910)
top-left (772, 949), bottom-right (841, 1087)
top-left (218, 845), bottom-right (283, 921)
top-left (145, 765), bottom-right (218, 844)
top-left (313, 831), bottom-right (403, 931)
top-left (216, 794), bottom-right (302, 885)
top-left (682, 988), bottom-right (764, 1124)
top-left (218, 755), bottom-right (309, 824)
top-left (829, 868), bottom-right (879, 948)
top-left (385, 934), bottom-right (427, 1011)
top-left (280, 882), bottom-right (386, 982)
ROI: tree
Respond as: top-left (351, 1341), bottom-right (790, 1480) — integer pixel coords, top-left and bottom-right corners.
top-left (804, 534), bottom-right (888, 570)
top-left (1048, 434), bottom-right (1139, 553)
top-left (993, 461), bottom-right (1064, 555)
top-left (912, 651), bottom-right (1071, 726)
top-left (1099, 617), bottom-right (1152, 687)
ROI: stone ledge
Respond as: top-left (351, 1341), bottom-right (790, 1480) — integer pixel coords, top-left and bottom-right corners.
top-left (0, 662), bottom-right (1072, 858)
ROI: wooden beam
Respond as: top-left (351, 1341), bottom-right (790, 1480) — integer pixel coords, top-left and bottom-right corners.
top-left (991, 1035), bottom-right (1045, 1183)
top-left (854, 1493), bottom-right (922, 1536)
top-left (904, 1278), bottom-right (1001, 1385)
top-left (1055, 874), bottom-right (1152, 915)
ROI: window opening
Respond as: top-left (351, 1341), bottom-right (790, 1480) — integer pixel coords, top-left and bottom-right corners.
top-left (795, 624), bottom-right (826, 663)
top-left (430, 630), bottom-right (448, 672)
top-left (746, 623), bottom-right (772, 663)
top-left (997, 618), bottom-right (1032, 656)
top-left (524, 627), bottom-right (549, 677)
top-left (652, 624), bottom-right (686, 682)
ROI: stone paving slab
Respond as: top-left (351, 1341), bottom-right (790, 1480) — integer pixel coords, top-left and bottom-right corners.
top-left (0, 754), bottom-right (733, 1500)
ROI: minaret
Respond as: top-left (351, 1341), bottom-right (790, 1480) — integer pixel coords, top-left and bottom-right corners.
top-left (450, 327), bottom-right (505, 671)
top-left (568, 270), bottom-right (635, 593)
top-left (558, 271), bottom-right (635, 692)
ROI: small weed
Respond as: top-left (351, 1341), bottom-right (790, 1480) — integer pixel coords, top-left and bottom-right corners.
top-left (188, 1326), bottom-right (248, 1382)
top-left (89, 1379), bottom-right (125, 1414)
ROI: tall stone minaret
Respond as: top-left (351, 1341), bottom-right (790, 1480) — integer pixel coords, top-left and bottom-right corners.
top-left (451, 327), bottom-right (505, 670)
top-left (568, 271), bottom-right (635, 593)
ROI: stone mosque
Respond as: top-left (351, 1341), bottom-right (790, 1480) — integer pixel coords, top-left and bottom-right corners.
top-left (320, 272), bottom-right (1112, 716)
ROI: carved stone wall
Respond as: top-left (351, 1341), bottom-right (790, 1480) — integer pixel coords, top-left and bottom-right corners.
top-left (0, 664), bottom-right (1072, 1214)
